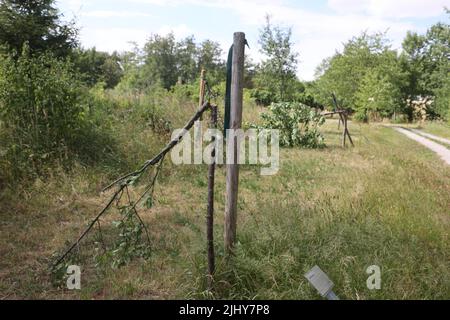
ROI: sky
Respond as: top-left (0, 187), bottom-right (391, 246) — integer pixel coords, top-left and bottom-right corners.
top-left (57, 0), bottom-right (449, 81)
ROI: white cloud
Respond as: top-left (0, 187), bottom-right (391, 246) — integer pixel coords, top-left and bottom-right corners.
top-left (79, 27), bottom-right (149, 52)
top-left (328, 0), bottom-right (449, 18)
top-left (129, 0), bottom-right (425, 79)
top-left (60, 0), bottom-right (447, 80)
top-left (210, 1), bottom-right (416, 80)
top-left (157, 24), bottom-right (193, 39)
top-left (328, 0), bottom-right (370, 14)
top-left (83, 10), bottom-right (152, 18)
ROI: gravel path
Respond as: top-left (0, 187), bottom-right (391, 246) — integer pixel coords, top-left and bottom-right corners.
top-left (393, 127), bottom-right (450, 165)
top-left (409, 129), bottom-right (450, 146)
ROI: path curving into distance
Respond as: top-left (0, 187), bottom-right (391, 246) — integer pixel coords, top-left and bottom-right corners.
top-left (393, 127), bottom-right (450, 166)
top-left (409, 129), bottom-right (450, 146)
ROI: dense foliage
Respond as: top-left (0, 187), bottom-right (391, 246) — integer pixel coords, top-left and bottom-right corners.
top-left (259, 102), bottom-right (325, 148)
top-left (73, 48), bottom-right (123, 89)
top-left (0, 0), bottom-right (448, 186)
top-left (0, 0), bottom-right (78, 57)
top-left (312, 12), bottom-right (450, 122)
top-left (0, 46), bottom-right (86, 176)
top-left (119, 34), bottom-right (226, 91)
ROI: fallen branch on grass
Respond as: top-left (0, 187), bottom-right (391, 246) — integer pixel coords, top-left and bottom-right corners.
top-left (52, 102), bottom-right (212, 269)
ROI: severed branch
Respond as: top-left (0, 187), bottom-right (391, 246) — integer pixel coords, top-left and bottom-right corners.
top-left (53, 102), bottom-right (212, 269)
top-left (103, 102), bottom-right (212, 192)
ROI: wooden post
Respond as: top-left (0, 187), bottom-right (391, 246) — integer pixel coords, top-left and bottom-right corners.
top-left (340, 112), bottom-right (346, 147)
top-left (224, 32), bottom-right (246, 254)
top-left (344, 112), bottom-right (354, 147)
top-left (199, 69), bottom-right (206, 107)
top-left (206, 105), bottom-right (217, 291)
top-left (331, 93), bottom-right (342, 130)
top-left (194, 69), bottom-right (206, 164)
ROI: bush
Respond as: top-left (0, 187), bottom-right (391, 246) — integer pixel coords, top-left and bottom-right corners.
top-left (0, 49), bottom-right (84, 140)
top-left (0, 46), bottom-right (90, 178)
top-left (293, 93), bottom-right (324, 109)
top-left (250, 88), bottom-right (276, 106)
top-left (258, 102), bottom-right (325, 148)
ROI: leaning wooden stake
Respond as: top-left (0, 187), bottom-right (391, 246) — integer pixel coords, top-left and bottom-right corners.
top-left (331, 93), bottom-right (354, 148)
top-left (206, 105), bottom-right (217, 291)
top-left (224, 32), bottom-right (246, 254)
top-left (339, 112), bottom-right (347, 147)
top-left (344, 112), bottom-right (354, 147)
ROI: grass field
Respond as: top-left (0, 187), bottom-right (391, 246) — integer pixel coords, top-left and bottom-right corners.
top-left (0, 104), bottom-right (449, 300)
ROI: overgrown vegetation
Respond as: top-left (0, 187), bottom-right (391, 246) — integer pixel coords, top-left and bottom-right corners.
top-left (0, 0), bottom-right (449, 300)
top-left (256, 102), bottom-right (325, 148)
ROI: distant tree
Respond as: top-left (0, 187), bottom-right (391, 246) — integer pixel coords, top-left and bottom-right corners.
top-left (142, 33), bottom-right (178, 89)
top-left (121, 34), bottom-right (226, 91)
top-left (315, 31), bottom-right (408, 117)
top-left (197, 39), bottom-right (225, 84)
top-left (256, 15), bottom-right (299, 102)
top-left (0, 0), bottom-right (78, 58)
top-left (176, 36), bottom-right (198, 84)
top-left (315, 32), bottom-right (389, 107)
top-left (243, 54), bottom-right (257, 89)
top-left (401, 11), bottom-right (450, 118)
top-left (355, 69), bottom-right (403, 122)
top-left (73, 48), bottom-right (123, 89)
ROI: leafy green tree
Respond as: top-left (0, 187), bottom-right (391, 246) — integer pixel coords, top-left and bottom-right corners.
top-left (355, 70), bottom-right (403, 121)
top-left (120, 34), bottom-right (226, 91)
top-left (256, 15), bottom-right (299, 102)
top-left (0, 0), bottom-right (78, 57)
top-left (143, 33), bottom-right (178, 89)
top-left (73, 48), bottom-right (123, 89)
top-left (315, 32), bottom-right (396, 109)
top-left (433, 73), bottom-right (450, 120)
top-left (401, 13), bottom-right (450, 118)
top-left (176, 36), bottom-right (198, 84)
top-left (197, 39), bottom-right (225, 85)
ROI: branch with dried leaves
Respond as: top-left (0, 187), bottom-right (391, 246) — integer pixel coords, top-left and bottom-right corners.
top-left (52, 102), bottom-right (212, 269)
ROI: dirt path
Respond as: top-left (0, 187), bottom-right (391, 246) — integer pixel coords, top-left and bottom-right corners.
top-left (409, 129), bottom-right (450, 146)
top-left (393, 127), bottom-right (450, 165)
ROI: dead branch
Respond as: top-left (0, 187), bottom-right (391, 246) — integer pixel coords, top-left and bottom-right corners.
top-left (53, 102), bottom-right (212, 269)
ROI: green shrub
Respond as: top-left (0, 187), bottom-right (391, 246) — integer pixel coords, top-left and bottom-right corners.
top-left (0, 47), bottom-right (87, 175)
top-left (293, 92), bottom-right (324, 109)
top-left (258, 102), bottom-right (325, 148)
top-left (250, 88), bottom-right (276, 106)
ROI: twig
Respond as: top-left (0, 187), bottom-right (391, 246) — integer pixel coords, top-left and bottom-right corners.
top-left (124, 185), bottom-right (151, 244)
top-left (52, 184), bottom-right (125, 268)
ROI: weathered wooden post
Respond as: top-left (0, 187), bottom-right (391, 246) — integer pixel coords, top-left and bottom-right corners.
top-left (344, 112), bottom-right (354, 147)
top-left (224, 32), bottom-right (246, 254)
top-left (341, 112), bottom-right (347, 147)
top-left (199, 69), bottom-right (206, 114)
top-left (206, 105), bottom-right (217, 290)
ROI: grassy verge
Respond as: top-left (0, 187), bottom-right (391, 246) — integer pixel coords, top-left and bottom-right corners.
top-left (0, 105), bottom-right (449, 299)
top-left (407, 121), bottom-right (450, 140)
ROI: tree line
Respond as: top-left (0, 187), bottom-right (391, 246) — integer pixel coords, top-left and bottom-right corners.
top-left (312, 10), bottom-right (450, 121)
top-left (0, 0), bottom-right (449, 182)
